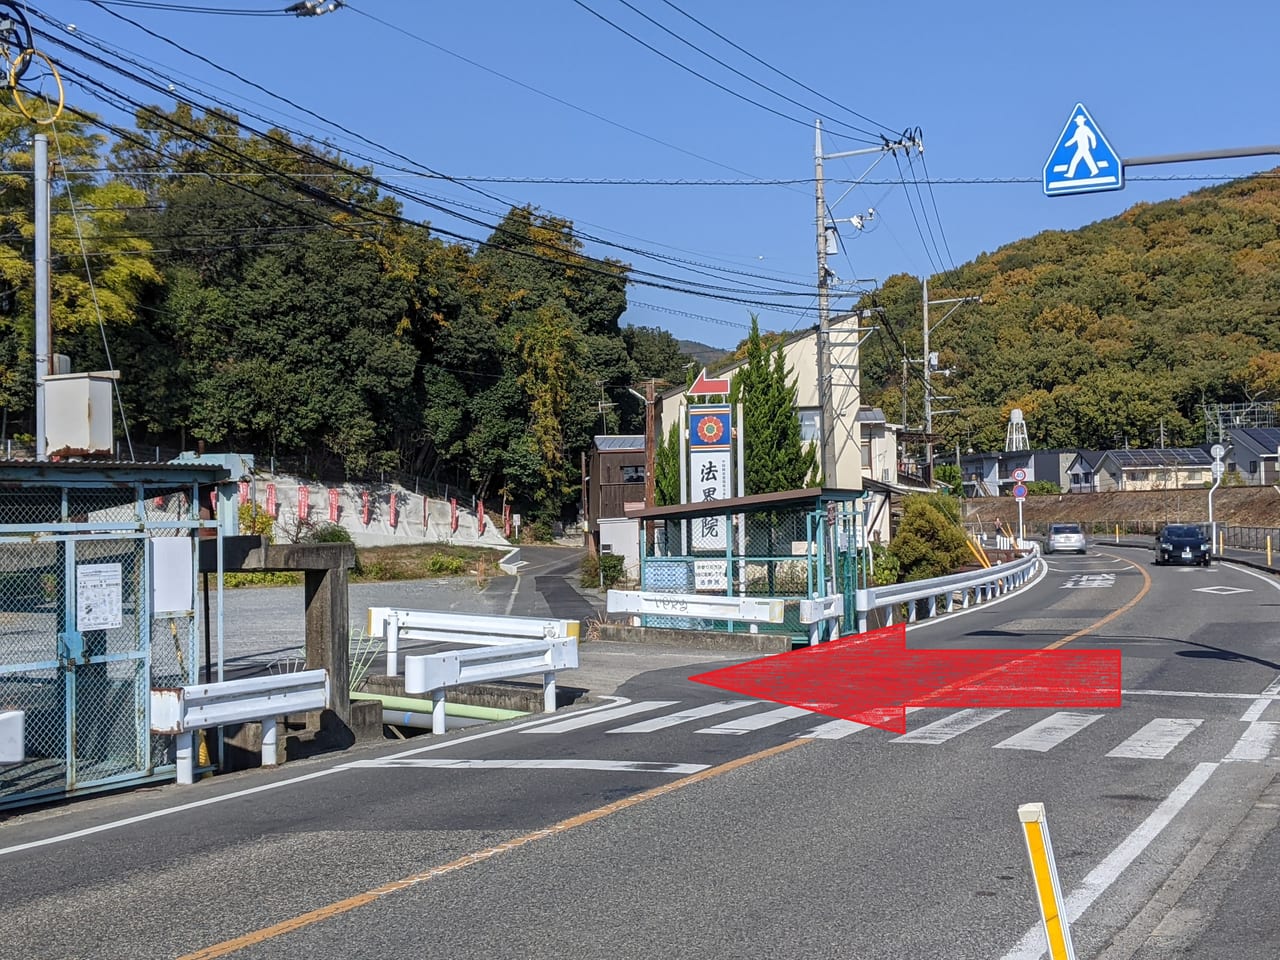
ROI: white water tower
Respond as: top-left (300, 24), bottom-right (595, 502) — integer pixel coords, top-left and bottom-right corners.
top-left (1005, 408), bottom-right (1030, 452)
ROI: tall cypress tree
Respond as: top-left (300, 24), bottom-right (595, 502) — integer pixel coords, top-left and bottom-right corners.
top-left (731, 315), bottom-right (819, 495)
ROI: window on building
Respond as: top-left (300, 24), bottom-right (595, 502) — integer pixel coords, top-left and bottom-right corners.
top-left (1131, 470), bottom-right (1147, 481)
top-left (798, 408), bottom-right (820, 443)
top-left (620, 465), bottom-right (645, 484)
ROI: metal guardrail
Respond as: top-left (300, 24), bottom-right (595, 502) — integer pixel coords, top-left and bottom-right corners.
top-left (150, 670), bottom-right (330, 785)
top-left (799, 595), bottom-right (844, 645)
top-left (854, 550), bottom-right (1041, 633)
top-left (368, 607), bottom-right (578, 678)
top-left (404, 638), bottom-right (578, 734)
top-left (607, 590), bottom-right (786, 632)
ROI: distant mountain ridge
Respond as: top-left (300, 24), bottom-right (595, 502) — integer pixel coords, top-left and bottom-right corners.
top-left (862, 167), bottom-right (1280, 454)
top-left (677, 339), bottom-right (731, 368)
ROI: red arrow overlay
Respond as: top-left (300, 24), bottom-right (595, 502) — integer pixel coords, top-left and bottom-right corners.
top-left (688, 623), bottom-right (1121, 734)
top-left (688, 368), bottom-right (731, 397)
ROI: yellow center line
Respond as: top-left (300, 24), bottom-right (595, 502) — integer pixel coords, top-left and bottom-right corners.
top-left (178, 738), bottom-right (808, 960)
top-left (905, 550), bottom-right (1152, 708)
top-left (1044, 550), bottom-right (1151, 649)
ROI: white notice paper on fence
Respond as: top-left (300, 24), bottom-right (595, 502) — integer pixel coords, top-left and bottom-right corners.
top-left (77, 563), bottom-right (123, 631)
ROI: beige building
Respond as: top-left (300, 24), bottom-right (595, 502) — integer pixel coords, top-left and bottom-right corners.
top-left (1092, 448), bottom-right (1213, 491)
top-left (657, 325), bottom-right (909, 543)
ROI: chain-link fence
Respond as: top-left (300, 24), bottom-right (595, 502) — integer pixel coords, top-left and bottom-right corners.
top-left (1, 477), bottom-right (209, 810)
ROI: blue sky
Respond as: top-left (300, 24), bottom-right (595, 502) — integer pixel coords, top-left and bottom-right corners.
top-left (43, 1), bottom-right (1280, 350)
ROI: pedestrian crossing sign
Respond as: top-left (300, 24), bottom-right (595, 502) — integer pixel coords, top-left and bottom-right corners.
top-left (1043, 103), bottom-right (1124, 197)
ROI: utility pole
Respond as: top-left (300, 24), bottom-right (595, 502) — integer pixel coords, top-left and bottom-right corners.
top-left (815, 121), bottom-right (832, 485)
top-left (815, 120), bottom-right (920, 487)
top-left (920, 278), bottom-right (981, 485)
top-left (644, 379), bottom-right (655, 509)
top-left (922, 276), bottom-right (932, 485)
top-left (34, 133), bottom-right (49, 462)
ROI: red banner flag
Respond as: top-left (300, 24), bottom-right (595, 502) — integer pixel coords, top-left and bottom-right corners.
top-left (265, 483), bottom-right (277, 517)
top-left (504, 502), bottom-right (512, 538)
top-left (389, 492), bottom-right (398, 528)
top-left (362, 489), bottom-right (370, 526)
top-left (297, 485), bottom-right (309, 521)
top-left (209, 489), bottom-right (218, 517)
top-left (477, 500), bottom-right (486, 535)
top-left (238, 481), bottom-right (249, 505)
top-left (328, 487), bottom-right (340, 522)
top-left (450, 498), bottom-right (458, 533)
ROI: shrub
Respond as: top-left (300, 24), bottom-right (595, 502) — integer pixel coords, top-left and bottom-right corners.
top-left (580, 553), bottom-right (600, 588)
top-left (426, 554), bottom-right (466, 576)
top-left (304, 523), bottom-right (353, 544)
top-left (239, 502), bottom-right (275, 540)
top-left (523, 520), bottom-right (553, 543)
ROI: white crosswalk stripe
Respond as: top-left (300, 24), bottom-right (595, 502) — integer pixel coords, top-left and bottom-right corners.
top-left (1224, 721), bottom-right (1280, 762)
top-left (608, 700), bottom-right (757, 734)
top-left (524, 700), bottom-right (678, 734)
top-left (798, 707), bottom-right (927, 740)
top-left (520, 700), bottom-right (1243, 762)
top-left (1106, 718), bottom-right (1203, 759)
top-left (993, 712), bottom-right (1101, 752)
top-left (891, 709), bottom-right (1008, 744)
top-left (698, 705), bottom-right (813, 736)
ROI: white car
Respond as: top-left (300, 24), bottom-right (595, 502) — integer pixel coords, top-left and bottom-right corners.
top-left (1045, 523), bottom-right (1087, 554)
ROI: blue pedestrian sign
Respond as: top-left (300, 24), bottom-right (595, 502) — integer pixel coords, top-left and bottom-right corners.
top-left (1043, 103), bottom-right (1123, 197)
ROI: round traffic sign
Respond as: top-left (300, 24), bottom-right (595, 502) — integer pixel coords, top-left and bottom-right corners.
top-left (1012, 467), bottom-right (1027, 482)
top-left (1211, 443), bottom-right (1225, 460)
top-left (1013, 483), bottom-right (1028, 500)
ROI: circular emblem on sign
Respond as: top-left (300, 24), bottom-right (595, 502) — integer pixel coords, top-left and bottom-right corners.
top-left (1012, 467), bottom-right (1027, 482)
top-left (696, 415), bottom-right (724, 444)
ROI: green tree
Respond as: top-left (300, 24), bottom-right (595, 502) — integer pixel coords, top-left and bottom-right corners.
top-left (888, 494), bottom-right (971, 581)
top-left (654, 420), bottom-right (681, 506)
top-left (514, 301), bottom-right (586, 513)
top-left (730, 315), bottom-right (819, 494)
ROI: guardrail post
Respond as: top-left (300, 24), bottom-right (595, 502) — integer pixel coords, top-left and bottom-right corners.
top-left (261, 716), bottom-right (279, 766)
top-left (432, 690), bottom-right (447, 735)
top-left (176, 730), bottom-right (195, 786)
top-left (387, 613), bottom-right (400, 678)
top-left (543, 671), bottom-right (557, 713)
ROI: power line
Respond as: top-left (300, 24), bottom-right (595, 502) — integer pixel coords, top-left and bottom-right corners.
top-left (655, 0), bottom-right (899, 138)
top-left (567, 0), bottom-right (880, 143)
top-left (53, 68), bottom-right (827, 317)
top-left (340, 2), bottom-right (781, 184)
top-left (604, 0), bottom-right (886, 142)
top-left (44, 8), bottom-right (821, 298)
top-left (76, 0), bottom-right (289, 13)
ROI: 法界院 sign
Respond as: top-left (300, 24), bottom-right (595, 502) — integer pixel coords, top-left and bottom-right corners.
top-left (686, 403), bottom-right (733, 550)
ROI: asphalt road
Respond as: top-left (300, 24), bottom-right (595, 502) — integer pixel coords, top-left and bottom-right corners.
top-left (4, 548), bottom-right (1280, 959)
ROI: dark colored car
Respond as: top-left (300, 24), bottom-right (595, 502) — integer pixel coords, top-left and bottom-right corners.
top-left (1155, 524), bottom-right (1212, 566)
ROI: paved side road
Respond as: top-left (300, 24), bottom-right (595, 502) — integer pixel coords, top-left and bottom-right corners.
top-left (212, 543), bottom-right (606, 672)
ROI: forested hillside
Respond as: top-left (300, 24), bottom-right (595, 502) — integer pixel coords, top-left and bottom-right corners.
top-left (0, 106), bottom-right (695, 521)
top-left (858, 171), bottom-right (1280, 454)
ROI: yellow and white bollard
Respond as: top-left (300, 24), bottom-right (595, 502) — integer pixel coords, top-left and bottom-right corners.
top-left (1018, 802), bottom-right (1076, 960)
